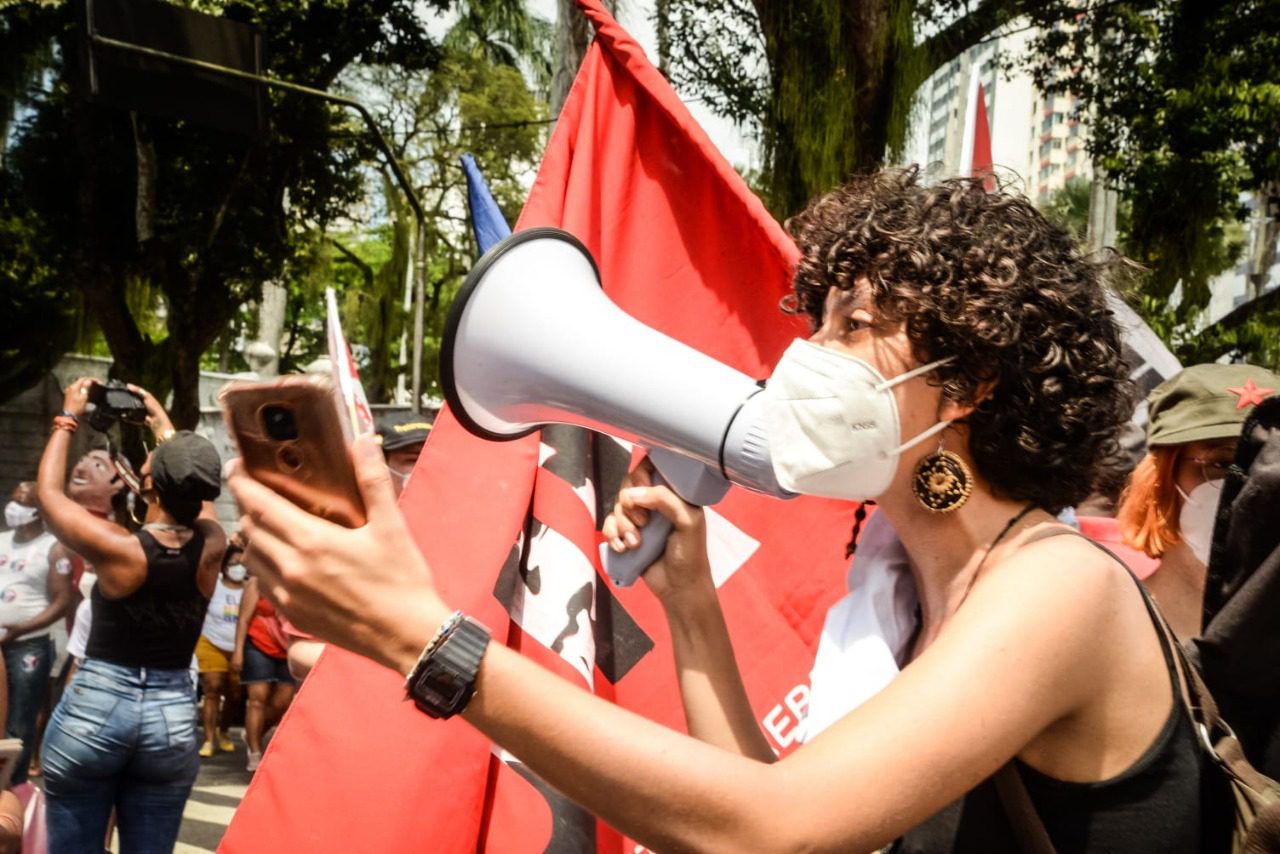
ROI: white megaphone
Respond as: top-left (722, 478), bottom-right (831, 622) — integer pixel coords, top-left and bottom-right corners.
top-left (441, 228), bottom-right (793, 586)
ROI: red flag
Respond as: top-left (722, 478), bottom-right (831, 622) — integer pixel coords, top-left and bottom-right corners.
top-left (221, 3), bottom-right (857, 851)
top-left (971, 82), bottom-right (995, 191)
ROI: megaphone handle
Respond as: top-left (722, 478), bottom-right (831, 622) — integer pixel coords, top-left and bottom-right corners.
top-left (601, 470), bottom-right (677, 588)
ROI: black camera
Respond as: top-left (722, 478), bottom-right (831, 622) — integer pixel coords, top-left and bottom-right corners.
top-left (87, 380), bottom-right (149, 433)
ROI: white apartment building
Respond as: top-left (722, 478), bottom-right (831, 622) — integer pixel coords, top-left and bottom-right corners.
top-left (906, 25), bottom-right (1278, 332)
top-left (908, 27), bottom-right (1089, 202)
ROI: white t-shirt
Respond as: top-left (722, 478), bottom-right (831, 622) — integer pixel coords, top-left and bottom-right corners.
top-left (67, 597), bottom-right (92, 660)
top-left (0, 530), bottom-right (58, 640)
top-left (201, 576), bottom-right (244, 652)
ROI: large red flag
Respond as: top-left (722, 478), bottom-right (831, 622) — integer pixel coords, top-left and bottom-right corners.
top-left (220, 3), bottom-right (856, 851)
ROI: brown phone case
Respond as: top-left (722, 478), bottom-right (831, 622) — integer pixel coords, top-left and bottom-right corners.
top-left (220, 377), bottom-right (367, 528)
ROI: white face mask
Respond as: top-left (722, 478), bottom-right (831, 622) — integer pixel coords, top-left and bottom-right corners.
top-left (4, 502), bottom-right (39, 529)
top-left (1176, 480), bottom-right (1222, 566)
top-left (388, 467), bottom-right (412, 493)
top-left (763, 339), bottom-right (955, 501)
top-left (225, 564), bottom-right (247, 583)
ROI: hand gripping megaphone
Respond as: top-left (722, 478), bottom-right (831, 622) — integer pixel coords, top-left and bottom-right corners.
top-left (440, 228), bottom-right (793, 586)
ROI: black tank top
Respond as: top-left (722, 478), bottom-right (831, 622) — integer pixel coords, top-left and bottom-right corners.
top-left (895, 538), bottom-right (1215, 853)
top-left (85, 528), bottom-right (209, 670)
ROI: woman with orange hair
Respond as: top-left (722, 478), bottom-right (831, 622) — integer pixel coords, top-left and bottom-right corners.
top-left (1118, 363), bottom-right (1279, 637)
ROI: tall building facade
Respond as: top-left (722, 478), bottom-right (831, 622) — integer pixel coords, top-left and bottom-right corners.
top-left (907, 27), bottom-right (1089, 202)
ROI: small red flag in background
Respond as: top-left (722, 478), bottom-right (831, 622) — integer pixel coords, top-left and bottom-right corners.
top-left (970, 82), bottom-right (995, 191)
top-left (219, 3), bottom-right (857, 851)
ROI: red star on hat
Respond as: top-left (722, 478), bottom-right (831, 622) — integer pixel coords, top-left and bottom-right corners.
top-left (1227, 378), bottom-right (1275, 409)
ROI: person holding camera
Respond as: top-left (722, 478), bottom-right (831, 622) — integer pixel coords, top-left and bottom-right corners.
top-left (36, 377), bottom-right (226, 854)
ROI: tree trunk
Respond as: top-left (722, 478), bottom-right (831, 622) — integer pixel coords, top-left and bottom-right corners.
top-left (251, 280), bottom-right (289, 379)
top-left (754, 0), bottom-right (919, 217)
top-left (552, 0), bottom-right (618, 115)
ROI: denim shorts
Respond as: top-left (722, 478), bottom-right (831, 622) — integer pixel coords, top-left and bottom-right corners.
top-left (241, 637), bottom-right (295, 685)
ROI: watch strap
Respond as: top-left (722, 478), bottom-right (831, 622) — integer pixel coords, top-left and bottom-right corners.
top-left (406, 615), bottom-right (491, 719)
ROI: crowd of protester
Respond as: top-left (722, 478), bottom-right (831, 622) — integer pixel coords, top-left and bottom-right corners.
top-left (0, 375), bottom-right (432, 852)
top-left (1, 174), bottom-right (1276, 853)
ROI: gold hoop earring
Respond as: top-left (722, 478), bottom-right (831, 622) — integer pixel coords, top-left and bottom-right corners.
top-left (911, 440), bottom-right (973, 513)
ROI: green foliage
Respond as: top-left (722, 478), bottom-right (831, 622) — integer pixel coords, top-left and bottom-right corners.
top-left (343, 33), bottom-right (547, 403)
top-left (0, 0), bottom-right (451, 421)
top-left (1039, 178), bottom-right (1134, 248)
top-left (0, 174), bottom-right (75, 399)
top-left (235, 4), bottom-right (550, 405)
top-left (1026, 0), bottom-right (1278, 317)
top-left (655, 0), bottom-right (1060, 217)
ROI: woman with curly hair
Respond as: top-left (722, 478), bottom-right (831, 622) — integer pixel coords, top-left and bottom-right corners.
top-left (229, 168), bottom-right (1211, 851)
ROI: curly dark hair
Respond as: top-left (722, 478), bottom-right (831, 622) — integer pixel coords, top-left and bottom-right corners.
top-left (784, 167), bottom-right (1135, 513)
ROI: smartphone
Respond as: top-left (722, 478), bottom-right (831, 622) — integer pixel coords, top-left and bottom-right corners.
top-left (220, 376), bottom-right (367, 528)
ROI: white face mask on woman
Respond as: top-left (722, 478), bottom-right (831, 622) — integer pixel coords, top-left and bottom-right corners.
top-left (4, 502), bottom-right (39, 529)
top-left (225, 564), bottom-right (247, 583)
top-left (763, 339), bottom-right (955, 501)
top-left (1176, 480), bottom-right (1222, 566)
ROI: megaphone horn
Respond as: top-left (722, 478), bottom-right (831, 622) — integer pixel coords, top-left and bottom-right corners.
top-left (441, 228), bottom-right (790, 585)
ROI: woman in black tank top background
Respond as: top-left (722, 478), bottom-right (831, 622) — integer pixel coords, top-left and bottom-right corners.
top-left (36, 379), bottom-right (226, 854)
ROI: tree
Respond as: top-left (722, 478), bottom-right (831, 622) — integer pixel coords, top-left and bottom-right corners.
top-left (1024, 0), bottom-right (1280, 369)
top-left (0, 0), bottom-right (448, 425)
top-left (656, 0), bottom-right (1111, 217)
top-left (1026, 0), bottom-right (1278, 321)
top-left (347, 36), bottom-right (548, 403)
top-left (226, 1), bottom-right (550, 405)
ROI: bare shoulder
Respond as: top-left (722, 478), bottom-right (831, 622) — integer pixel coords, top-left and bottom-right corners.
top-left (982, 527), bottom-right (1131, 614)
top-left (953, 527), bottom-right (1139, 677)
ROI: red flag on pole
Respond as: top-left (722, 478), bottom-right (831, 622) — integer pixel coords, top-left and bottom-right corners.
top-left (221, 3), bottom-right (856, 851)
top-left (971, 82), bottom-right (995, 191)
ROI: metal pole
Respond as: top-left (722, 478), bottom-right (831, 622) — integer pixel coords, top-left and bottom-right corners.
top-left (411, 223), bottom-right (427, 414)
top-left (89, 34), bottom-right (431, 400)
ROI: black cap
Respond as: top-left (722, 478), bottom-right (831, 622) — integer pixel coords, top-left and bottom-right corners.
top-left (377, 410), bottom-right (433, 452)
top-left (151, 431), bottom-right (221, 523)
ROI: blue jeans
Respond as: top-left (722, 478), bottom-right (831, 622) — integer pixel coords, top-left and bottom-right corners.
top-left (42, 658), bottom-right (200, 854)
top-left (4, 634), bottom-right (53, 785)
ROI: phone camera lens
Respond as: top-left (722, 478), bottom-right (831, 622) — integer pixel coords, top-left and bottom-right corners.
top-left (278, 446), bottom-right (302, 471)
top-left (260, 405), bottom-right (299, 442)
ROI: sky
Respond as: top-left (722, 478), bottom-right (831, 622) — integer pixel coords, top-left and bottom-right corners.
top-left (524, 0), bottom-right (757, 169)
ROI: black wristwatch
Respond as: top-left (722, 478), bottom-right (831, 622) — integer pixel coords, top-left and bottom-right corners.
top-left (405, 616), bottom-right (491, 719)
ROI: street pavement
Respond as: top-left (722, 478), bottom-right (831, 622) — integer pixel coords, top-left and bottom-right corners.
top-left (173, 730), bottom-right (252, 853)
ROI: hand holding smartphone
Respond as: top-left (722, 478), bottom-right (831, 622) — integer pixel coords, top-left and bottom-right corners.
top-left (220, 377), bottom-right (367, 528)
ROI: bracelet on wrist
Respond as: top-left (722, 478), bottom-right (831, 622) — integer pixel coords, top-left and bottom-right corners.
top-left (58, 410), bottom-right (79, 423)
top-left (155, 427), bottom-right (177, 444)
top-left (405, 610), bottom-right (464, 679)
top-left (52, 415), bottom-right (79, 434)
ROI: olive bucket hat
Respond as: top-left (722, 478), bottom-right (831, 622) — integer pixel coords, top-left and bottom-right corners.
top-left (1146, 363), bottom-right (1279, 447)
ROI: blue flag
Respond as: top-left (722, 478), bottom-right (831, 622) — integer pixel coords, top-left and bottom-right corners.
top-left (461, 153), bottom-right (512, 254)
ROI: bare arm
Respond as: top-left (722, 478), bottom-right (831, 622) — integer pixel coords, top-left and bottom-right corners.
top-left (234, 577), bottom-right (259, 658)
top-left (193, 519), bottom-right (227, 600)
top-left (604, 461), bottom-right (775, 761)
top-left (36, 380), bottom-right (143, 597)
top-left (232, 438), bottom-right (1150, 852)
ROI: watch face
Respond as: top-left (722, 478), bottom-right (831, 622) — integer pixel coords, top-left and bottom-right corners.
top-left (416, 669), bottom-right (467, 709)
top-left (407, 617), bottom-right (490, 718)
